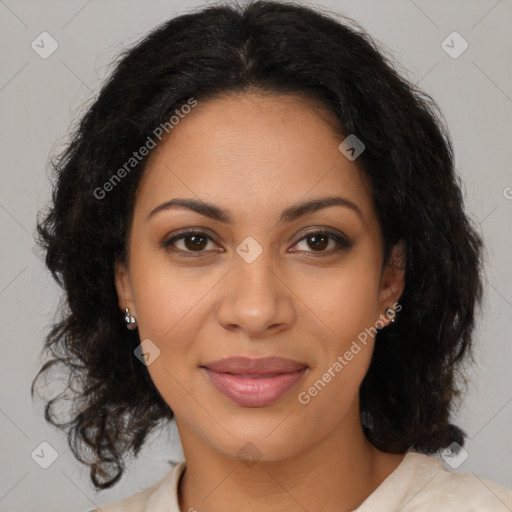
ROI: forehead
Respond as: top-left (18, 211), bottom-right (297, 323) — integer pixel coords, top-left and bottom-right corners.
top-left (134, 92), bottom-right (376, 227)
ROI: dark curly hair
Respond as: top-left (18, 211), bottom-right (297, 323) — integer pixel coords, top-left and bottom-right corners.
top-left (32, 0), bottom-right (484, 490)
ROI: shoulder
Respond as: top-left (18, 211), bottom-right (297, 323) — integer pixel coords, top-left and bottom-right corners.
top-left (397, 451), bottom-right (512, 511)
top-left (87, 461), bottom-right (186, 512)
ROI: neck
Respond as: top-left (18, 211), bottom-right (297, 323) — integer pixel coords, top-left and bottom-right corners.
top-left (176, 404), bottom-right (405, 512)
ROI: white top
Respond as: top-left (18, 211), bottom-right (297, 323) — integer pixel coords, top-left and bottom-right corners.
top-left (92, 451), bottom-right (512, 511)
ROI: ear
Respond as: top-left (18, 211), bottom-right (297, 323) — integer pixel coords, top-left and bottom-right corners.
top-left (114, 259), bottom-right (137, 317)
top-left (377, 239), bottom-right (406, 325)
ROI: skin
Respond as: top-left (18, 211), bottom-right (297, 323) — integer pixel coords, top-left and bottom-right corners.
top-left (115, 92), bottom-right (406, 512)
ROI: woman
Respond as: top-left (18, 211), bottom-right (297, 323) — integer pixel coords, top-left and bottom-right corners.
top-left (32, 1), bottom-right (512, 510)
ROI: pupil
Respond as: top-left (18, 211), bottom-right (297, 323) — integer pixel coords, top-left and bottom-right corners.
top-left (186, 235), bottom-right (207, 251)
top-left (309, 234), bottom-right (328, 251)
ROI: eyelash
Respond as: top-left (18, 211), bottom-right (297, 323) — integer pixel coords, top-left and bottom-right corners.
top-left (161, 229), bottom-right (353, 258)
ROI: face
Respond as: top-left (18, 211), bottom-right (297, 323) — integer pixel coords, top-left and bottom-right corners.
top-left (115, 92), bottom-right (405, 463)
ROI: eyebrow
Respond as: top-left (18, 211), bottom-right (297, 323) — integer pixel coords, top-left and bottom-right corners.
top-left (147, 195), bottom-right (363, 224)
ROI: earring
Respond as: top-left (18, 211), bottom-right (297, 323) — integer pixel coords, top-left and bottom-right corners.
top-left (124, 307), bottom-right (137, 330)
top-left (385, 306), bottom-right (396, 323)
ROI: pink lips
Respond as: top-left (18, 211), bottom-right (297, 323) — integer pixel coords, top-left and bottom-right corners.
top-left (201, 356), bottom-right (308, 407)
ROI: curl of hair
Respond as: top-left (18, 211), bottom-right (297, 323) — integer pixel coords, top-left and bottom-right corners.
top-left (32, 0), bottom-right (484, 489)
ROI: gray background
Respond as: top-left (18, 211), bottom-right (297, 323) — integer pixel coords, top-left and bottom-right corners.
top-left (0, 0), bottom-right (511, 510)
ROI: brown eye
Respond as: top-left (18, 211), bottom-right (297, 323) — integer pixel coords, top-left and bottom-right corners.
top-left (305, 233), bottom-right (329, 251)
top-left (182, 233), bottom-right (208, 251)
top-left (292, 230), bottom-right (353, 256)
top-left (162, 229), bottom-right (352, 258)
top-left (162, 231), bottom-right (216, 256)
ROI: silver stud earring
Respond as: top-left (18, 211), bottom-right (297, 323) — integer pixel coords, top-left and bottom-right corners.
top-left (124, 307), bottom-right (137, 330)
top-left (385, 306), bottom-right (396, 323)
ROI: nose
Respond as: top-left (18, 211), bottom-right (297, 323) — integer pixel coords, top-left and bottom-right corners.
top-left (216, 247), bottom-right (295, 338)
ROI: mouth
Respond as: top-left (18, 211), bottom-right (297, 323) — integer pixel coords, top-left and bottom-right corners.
top-left (200, 358), bottom-right (308, 407)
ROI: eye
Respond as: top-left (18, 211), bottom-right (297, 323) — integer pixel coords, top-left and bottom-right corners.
top-left (161, 229), bottom-right (353, 258)
top-left (291, 230), bottom-right (353, 257)
top-left (161, 230), bottom-right (219, 257)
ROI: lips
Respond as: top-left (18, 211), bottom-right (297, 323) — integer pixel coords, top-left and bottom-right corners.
top-left (201, 356), bottom-right (308, 407)
top-left (202, 356), bottom-right (307, 375)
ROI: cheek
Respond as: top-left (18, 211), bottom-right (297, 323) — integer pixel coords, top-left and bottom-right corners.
top-left (127, 251), bottom-right (222, 409)
top-left (294, 271), bottom-right (378, 431)
top-left (301, 271), bottom-right (378, 392)
top-left (129, 245), bottom-right (222, 343)
top-left (293, 248), bottom-right (381, 400)
top-left (298, 253), bottom-right (382, 341)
